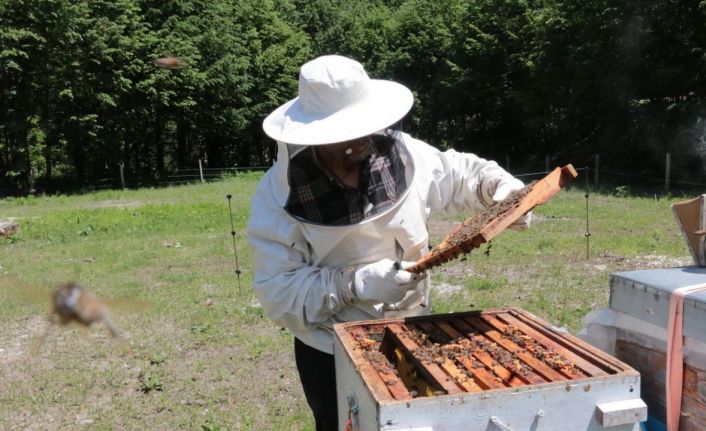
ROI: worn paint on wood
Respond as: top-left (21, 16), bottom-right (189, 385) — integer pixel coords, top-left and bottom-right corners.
top-left (343, 325), bottom-right (412, 401)
top-left (616, 339), bottom-right (706, 431)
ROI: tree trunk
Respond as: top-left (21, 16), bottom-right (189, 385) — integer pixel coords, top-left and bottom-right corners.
top-left (69, 123), bottom-right (85, 181)
top-left (0, 127), bottom-right (7, 170)
top-left (176, 116), bottom-right (188, 169)
top-left (44, 127), bottom-right (54, 179)
top-left (155, 118), bottom-right (164, 173)
top-left (23, 122), bottom-right (31, 189)
top-left (122, 134), bottom-right (131, 176)
top-left (205, 131), bottom-right (219, 168)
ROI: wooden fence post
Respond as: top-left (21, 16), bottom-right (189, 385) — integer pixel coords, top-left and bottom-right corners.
top-left (665, 153), bottom-right (671, 192)
top-left (594, 154), bottom-right (600, 186)
top-left (28, 167), bottom-right (36, 194)
top-left (199, 159), bottom-right (205, 183)
top-left (119, 162), bottom-right (125, 189)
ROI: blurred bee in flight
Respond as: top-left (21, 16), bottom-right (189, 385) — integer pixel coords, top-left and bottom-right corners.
top-left (153, 55), bottom-right (186, 70)
top-left (2, 278), bottom-right (148, 354)
top-left (37, 282), bottom-right (122, 349)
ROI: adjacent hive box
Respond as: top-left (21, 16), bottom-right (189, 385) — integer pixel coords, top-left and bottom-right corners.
top-left (608, 267), bottom-right (706, 430)
top-left (334, 308), bottom-right (646, 431)
top-left (610, 267), bottom-right (706, 345)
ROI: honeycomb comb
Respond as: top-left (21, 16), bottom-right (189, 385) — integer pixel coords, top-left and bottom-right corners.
top-left (406, 165), bottom-right (578, 274)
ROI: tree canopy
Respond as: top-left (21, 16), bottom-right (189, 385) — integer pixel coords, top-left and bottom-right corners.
top-left (1, 0), bottom-right (705, 193)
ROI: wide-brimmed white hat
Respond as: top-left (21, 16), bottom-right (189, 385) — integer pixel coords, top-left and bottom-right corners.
top-left (262, 55), bottom-right (414, 146)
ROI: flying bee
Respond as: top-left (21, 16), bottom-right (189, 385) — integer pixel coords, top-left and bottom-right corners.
top-left (1, 278), bottom-right (148, 354)
top-left (34, 281), bottom-right (149, 354)
top-left (153, 55), bottom-right (186, 70)
top-left (38, 282), bottom-right (121, 346)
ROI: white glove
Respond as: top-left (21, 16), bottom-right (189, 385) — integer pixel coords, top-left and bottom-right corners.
top-left (492, 178), bottom-right (532, 231)
top-left (353, 259), bottom-right (424, 304)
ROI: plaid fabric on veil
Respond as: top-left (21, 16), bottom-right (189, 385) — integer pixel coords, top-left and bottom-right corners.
top-left (285, 134), bottom-right (407, 226)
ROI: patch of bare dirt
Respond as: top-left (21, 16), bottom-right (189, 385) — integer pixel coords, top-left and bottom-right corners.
top-left (0, 315), bottom-right (46, 368)
top-left (590, 253), bottom-right (692, 271)
top-left (432, 282), bottom-right (464, 296)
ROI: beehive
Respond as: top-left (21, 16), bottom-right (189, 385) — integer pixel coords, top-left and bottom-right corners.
top-left (580, 266), bottom-right (706, 430)
top-left (334, 308), bottom-right (646, 430)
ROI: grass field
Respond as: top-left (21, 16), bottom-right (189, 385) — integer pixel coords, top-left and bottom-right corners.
top-left (0, 174), bottom-right (693, 430)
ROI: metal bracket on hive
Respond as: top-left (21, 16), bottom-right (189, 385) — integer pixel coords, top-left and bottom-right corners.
top-left (490, 415), bottom-right (517, 431)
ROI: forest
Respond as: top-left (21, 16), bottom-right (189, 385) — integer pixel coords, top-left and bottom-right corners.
top-left (2, 0), bottom-right (706, 193)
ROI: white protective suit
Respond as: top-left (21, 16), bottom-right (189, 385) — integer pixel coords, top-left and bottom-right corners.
top-left (247, 132), bottom-right (522, 354)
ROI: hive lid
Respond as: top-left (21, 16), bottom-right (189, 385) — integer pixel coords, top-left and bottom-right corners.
top-left (610, 267), bottom-right (706, 344)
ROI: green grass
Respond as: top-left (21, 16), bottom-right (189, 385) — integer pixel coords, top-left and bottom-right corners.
top-left (0, 177), bottom-right (693, 430)
top-left (430, 187), bottom-right (690, 329)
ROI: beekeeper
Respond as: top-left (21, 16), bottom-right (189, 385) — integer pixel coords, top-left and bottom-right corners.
top-left (247, 55), bottom-right (531, 430)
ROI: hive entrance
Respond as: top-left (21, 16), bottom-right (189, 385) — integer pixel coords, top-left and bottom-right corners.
top-left (346, 309), bottom-right (630, 401)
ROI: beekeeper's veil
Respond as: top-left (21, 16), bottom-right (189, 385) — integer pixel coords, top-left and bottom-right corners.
top-left (262, 55), bottom-right (416, 226)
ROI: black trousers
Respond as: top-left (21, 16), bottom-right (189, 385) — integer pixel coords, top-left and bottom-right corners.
top-left (294, 338), bottom-right (339, 431)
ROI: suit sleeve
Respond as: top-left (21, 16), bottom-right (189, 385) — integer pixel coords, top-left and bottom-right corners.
top-left (246, 177), bottom-right (356, 334)
top-left (409, 138), bottom-right (524, 215)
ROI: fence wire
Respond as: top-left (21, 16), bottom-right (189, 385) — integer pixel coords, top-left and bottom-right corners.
top-left (10, 154), bottom-right (706, 196)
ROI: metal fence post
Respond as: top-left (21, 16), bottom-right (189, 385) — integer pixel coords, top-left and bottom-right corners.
top-left (119, 162), bottom-right (125, 189)
top-left (665, 152), bottom-right (671, 192)
top-left (199, 159), bottom-right (205, 184)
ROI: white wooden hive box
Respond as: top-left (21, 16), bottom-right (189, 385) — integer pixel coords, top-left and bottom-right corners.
top-left (334, 308), bottom-right (646, 430)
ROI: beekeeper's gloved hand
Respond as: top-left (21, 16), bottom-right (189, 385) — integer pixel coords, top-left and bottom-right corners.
top-left (491, 178), bottom-right (532, 231)
top-left (353, 259), bottom-right (425, 304)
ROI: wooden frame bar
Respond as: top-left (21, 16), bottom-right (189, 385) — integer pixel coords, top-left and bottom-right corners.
top-left (333, 308), bottom-right (638, 402)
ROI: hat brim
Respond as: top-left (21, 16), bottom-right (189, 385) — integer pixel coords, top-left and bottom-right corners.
top-left (262, 80), bottom-right (413, 146)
